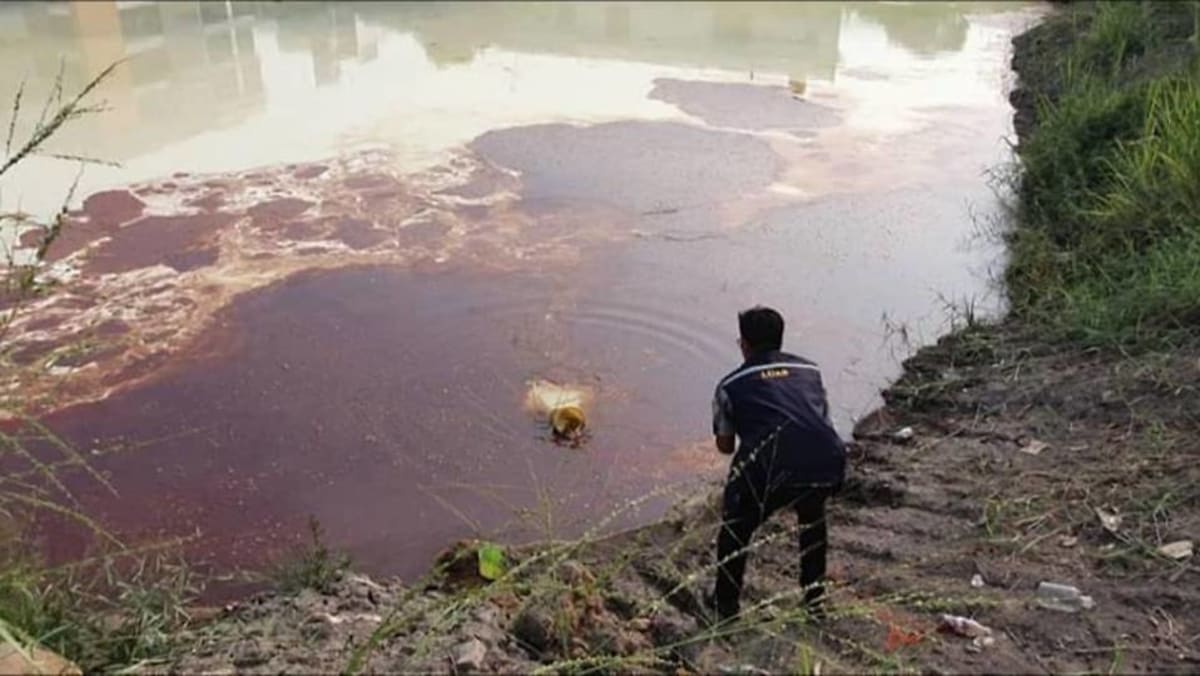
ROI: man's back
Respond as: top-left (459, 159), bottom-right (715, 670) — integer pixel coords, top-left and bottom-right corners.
top-left (713, 349), bottom-right (844, 487)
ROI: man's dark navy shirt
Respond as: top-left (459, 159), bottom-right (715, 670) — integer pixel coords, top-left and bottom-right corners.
top-left (712, 350), bottom-right (846, 489)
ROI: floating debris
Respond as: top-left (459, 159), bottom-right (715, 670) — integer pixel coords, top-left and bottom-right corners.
top-left (525, 379), bottom-right (591, 446)
top-left (549, 405), bottom-right (587, 441)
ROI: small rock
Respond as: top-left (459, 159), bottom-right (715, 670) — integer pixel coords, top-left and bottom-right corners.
top-left (615, 629), bottom-right (653, 655)
top-left (692, 643), bottom-right (735, 673)
top-left (649, 613), bottom-right (690, 645)
top-left (300, 617), bottom-right (333, 641)
top-left (232, 640), bottom-right (269, 667)
top-left (461, 621), bottom-right (507, 646)
top-left (1019, 439), bottom-right (1048, 456)
top-left (293, 588), bottom-right (323, 611)
top-left (603, 590), bottom-right (639, 616)
top-left (472, 604), bottom-right (500, 625)
top-left (1095, 507), bottom-right (1122, 533)
top-left (488, 653), bottom-right (541, 674)
top-left (0, 644), bottom-right (82, 675)
top-left (965, 635), bottom-right (996, 653)
top-left (1158, 540), bottom-right (1193, 560)
top-left (970, 574), bottom-right (985, 588)
top-left (891, 426), bottom-right (915, 443)
top-left (629, 617), bottom-right (652, 632)
top-left (318, 612), bottom-right (345, 625)
top-left (344, 572), bottom-right (385, 596)
top-left (511, 601), bottom-right (555, 653)
top-left (717, 665), bottom-right (770, 675)
top-left (1059, 535), bottom-right (1079, 548)
top-left (452, 638), bottom-right (487, 671)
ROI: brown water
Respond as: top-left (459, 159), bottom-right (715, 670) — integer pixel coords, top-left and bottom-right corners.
top-left (1, 1), bottom-right (1041, 579)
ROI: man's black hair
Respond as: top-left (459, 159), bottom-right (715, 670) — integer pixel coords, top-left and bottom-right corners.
top-left (738, 306), bottom-right (784, 353)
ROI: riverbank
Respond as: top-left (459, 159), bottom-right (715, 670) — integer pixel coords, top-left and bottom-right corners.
top-left (155, 3), bottom-right (1200, 673)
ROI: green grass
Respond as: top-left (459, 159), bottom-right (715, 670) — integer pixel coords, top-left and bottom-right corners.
top-left (272, 516), bottom-right (352, 595)
top-left (1074, 2), bottom-right (1157, 78)
top-left (0, 540), bottom-right (199, 673)
top-left (1007, 1), bottom-right (1200, 348)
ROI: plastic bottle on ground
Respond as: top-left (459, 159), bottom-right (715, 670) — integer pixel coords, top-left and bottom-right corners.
top-left (1036, 581), bottom-right (1095, 612)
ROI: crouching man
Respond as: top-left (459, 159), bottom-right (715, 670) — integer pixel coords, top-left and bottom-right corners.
top-left (710, 306), bottom-right (846, 621)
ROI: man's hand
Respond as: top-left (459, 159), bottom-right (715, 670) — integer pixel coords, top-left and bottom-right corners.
top-left (715, 434), bottom-right (736, 456)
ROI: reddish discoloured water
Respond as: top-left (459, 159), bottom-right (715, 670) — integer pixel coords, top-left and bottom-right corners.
top-left (10, 134), bottom-right (746, 579)
top-left (84, 214), bottom-right (235, 274)
top-left (34, 262), bottom-right (731, 580)
top-left (9, 108), bottom-right (1009, 581)
top-left (0, 1), bottom-right (1042, 584)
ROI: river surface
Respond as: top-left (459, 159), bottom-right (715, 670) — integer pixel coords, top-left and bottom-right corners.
top-left (1, 1), bottom-right (1039, 579)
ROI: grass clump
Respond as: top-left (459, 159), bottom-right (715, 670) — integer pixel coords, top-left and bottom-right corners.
top-left (272, 516), bottom-right (352, 595)
top-left (0, 538), bottom-right (199, 672)
top-left (1007, 1), bottom-right (1200, 347)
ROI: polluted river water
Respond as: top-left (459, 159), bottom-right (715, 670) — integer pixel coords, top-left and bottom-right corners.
top-left (1, 2), bottom-right (1041, 581)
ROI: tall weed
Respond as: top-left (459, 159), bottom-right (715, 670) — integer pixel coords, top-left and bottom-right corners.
top-left (1073, 1), bottom-right (1155, 77)
top-left (1009, 1), bottom-right (1200, 347)
top-left (0, 538), bottom-right (199, 672)
top-left (0, 61), bottom-right (201, 673)
top-left (1094, 78), bottom-right (1200, 246)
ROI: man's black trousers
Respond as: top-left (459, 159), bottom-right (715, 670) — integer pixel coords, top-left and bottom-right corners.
top-left (715, 482), bottom-right (832, 618)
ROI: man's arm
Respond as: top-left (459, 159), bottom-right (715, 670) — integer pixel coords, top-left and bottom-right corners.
top-left (713, 385), bottom-right (736, 455)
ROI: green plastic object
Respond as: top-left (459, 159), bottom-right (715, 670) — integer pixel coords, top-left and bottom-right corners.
top-left (477, 543), bottom-right (507, 581)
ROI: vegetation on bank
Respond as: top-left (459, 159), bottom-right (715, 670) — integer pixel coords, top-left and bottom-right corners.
top-left (0, 64), bottom-right (206, 673)
top-left (1, 546), bottom-right (198, 672)
top-left (1007, 0), bottom-right (1200, 347)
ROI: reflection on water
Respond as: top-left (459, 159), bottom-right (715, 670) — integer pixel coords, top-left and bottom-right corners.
top-left (1, 1), bottom-right (1025, 216)
top-left (852, 1), bottom-right (971, 56)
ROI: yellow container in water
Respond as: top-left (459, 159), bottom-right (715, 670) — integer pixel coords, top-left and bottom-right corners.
top-left (549, 404), bottom-right (586, 440)
top-left (526, 380), bottom-right (590, 443)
